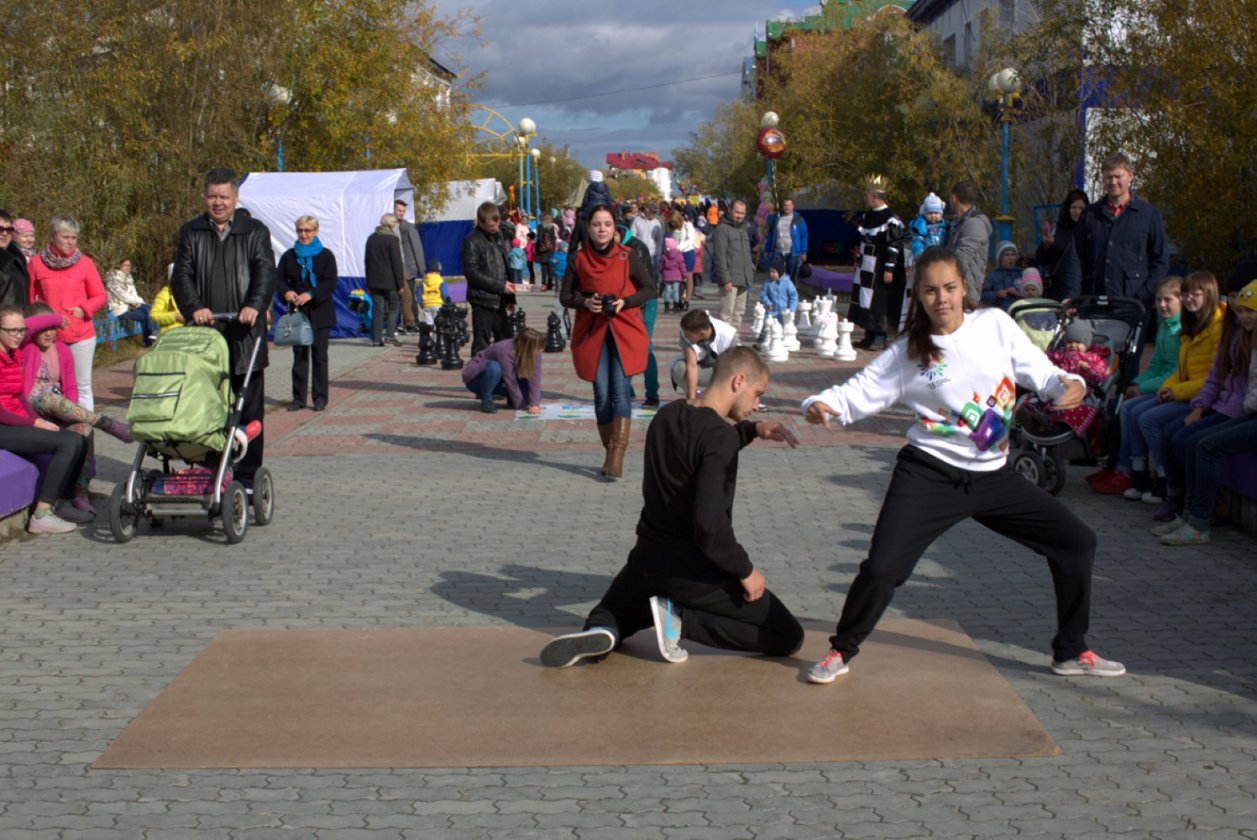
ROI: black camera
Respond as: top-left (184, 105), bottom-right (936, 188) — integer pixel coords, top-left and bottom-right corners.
top-left (601, 294), bottom-right (618, 317)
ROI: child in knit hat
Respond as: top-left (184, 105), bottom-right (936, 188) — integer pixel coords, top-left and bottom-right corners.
top-left (980, 241), bottom-right (1023, 311)
top-left (1018, 317), bottom-right (1114, 441)
top-left (907, 193), bottom-right (949, 262)
top-left (1018, 267), bottom-right (1045, 299)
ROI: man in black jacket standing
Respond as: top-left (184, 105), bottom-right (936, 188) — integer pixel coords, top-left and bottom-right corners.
top-left (364, 214), bottom-right (405, 346)
top-left (1062, 152), bottom-right (1168, 305)
top-left (172, 167), bottom-right (277, 487)
top-left (462, 201), bottom-right (513, 355)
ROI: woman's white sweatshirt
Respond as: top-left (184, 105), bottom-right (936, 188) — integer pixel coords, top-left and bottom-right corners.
top-left (802, 308), bottom-right (1082, 472)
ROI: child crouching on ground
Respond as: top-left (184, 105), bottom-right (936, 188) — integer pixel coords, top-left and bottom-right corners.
top-left (1017, 320), bottom-right (1112, 440)
top-left (22, 303), bottom-right (132, 514)
top-left (758, 257), bottom-right (798, 345)
top-left (420, 259), bottom-right (449, 325)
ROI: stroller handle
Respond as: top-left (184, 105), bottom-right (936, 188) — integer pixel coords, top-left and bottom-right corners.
top-left (209, 312), bottom-right (240, 323)
top-left (1066, 295), bottom-right (1147, 316)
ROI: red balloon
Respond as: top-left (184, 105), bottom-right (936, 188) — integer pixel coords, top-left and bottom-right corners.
top-left (757, 127), bottom-right (786, 158)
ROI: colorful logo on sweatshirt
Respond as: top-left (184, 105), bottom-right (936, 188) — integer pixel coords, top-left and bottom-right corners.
top-left (918, 358), bottom-right (950, 389)
top-left (915, 376), bottom-right (1017, 452)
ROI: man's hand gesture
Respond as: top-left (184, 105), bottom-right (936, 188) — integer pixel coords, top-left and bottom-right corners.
top-left (756, 420), bottom-right (799, 448)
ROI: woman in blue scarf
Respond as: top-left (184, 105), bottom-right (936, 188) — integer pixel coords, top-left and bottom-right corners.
top-left (277, 215), bottom-right (339, 411)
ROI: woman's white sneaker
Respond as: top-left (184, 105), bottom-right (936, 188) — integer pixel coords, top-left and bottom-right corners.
top-left (1050, 650), bottom-right (1126, 677)
top-left (807, 649), bottom-right (849, 684)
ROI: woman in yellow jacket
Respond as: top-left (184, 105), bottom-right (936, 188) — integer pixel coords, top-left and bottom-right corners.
top-left (1132, 271), bottom-right (1225, 499)
top-left (149, 285), bottom-right (184, 335)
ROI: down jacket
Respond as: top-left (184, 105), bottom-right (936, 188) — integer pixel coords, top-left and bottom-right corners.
top-left (1159, 304), bottom-right (1226, 402)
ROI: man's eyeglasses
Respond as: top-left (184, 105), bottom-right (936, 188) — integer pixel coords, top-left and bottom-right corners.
top-left (0, 226), bottom-right (14, 234)
top-left (0, 326), bottom-right (28, 336)
top-left (296, 227), bottom-right (316, 233)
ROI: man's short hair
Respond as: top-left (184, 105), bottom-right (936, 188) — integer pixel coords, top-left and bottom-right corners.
top-left (1101, 152), bottom-right (1134, 173)
top-left (730, 199), bottom-right (747, 212)
top-left (950, 180), bottom-right (979, 206)
top-left (0, 209), bottom-right (11, 223)
top-left (680, 309), bottom-right (712, 334)
top-left (476, 201), bottom-right (499, 225)
top-left (710, 345), bottom-right (769, 385)
top-left (203, 167), bottom-right (239, 193)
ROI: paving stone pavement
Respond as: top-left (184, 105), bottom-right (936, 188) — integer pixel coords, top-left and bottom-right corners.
top-left (2, 294), bottom-right (1256, 839)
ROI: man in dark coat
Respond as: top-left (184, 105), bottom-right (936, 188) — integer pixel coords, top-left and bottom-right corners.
top-left (461, 201), bottom-right (512, 355)
top-left (1062, 152), bottom-right (1168, 305)
top-left (394, 199), bottom-right (425, 332)
top-left (364, 214), bottom-right (405, 346)
top-left (0, 210), bottom-right (29, 308)
top-left (172, 167), bottom-right (277, 487)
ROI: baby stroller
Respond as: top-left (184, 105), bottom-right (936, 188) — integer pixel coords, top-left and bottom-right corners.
top-left (1007, 295), bottom-right (1146, 495)
top-left (108, 314), bottom-right (275, 544)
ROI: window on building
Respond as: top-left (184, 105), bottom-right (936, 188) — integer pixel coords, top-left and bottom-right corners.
top-left (963, 22), bottom-right (975, 63)
top-left (943, 33), bottom-right (957, 65)
top-left (1001, 0), bottom-right (1016, 27)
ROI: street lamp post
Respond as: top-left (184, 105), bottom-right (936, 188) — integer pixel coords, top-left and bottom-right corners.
top-left (530, 148), bottom-right (542, 224)
top-left (517, 117), bottom-right (536, 219)
top-left (988, 68), bottom-right (1021, 246)
top-left (267, 84), bottom-right (292, 172)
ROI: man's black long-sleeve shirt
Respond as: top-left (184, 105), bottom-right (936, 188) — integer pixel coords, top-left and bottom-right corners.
top-left (631, 400), bottom-right (758, 580)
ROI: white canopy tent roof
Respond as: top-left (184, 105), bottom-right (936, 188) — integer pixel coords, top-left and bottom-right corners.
top-left (239, 169), bottom-right (413, 276)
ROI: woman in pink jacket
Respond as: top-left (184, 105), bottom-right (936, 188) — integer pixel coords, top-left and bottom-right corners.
top-left (27, 215), bottom-right (106, 411)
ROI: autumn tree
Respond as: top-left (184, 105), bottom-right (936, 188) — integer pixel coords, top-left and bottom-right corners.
top-left (673, 100), bottom-right (764, 201)
top-left (990, 0), bottom-right (1257, 273)
top-left (463, 138), bottom-right (587, 217)
top-left (0, 0), bottom-right (476, 299)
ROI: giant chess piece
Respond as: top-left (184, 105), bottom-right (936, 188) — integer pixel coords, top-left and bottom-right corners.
top-left (750, 301), bottom-right (766, 337)
top-left (415, 322), bottom-right (438, 365)
top-left (835, 317), bottom-right (857, 361)
top-left (814, 294), bottom-right (834, 325)
top-left (797, 299), bottom-right (813, 333)
top-left (436, 304), bottom-right (465, 370)
top-left (510, 308), bottom-right (527, 337)
top-left (783, 309), bottom-right (801, 352)
top-left (765, 318), bottom-right (790, 362)
top-left (544, 311), bottom-right (566, 352)
top-left (816, 313), bottom-right (839, 357)
top-left (454, 305), bottom-right (470, 349)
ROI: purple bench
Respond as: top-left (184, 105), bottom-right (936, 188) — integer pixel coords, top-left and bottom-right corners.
top-left (799, 266), bottom-right (855, 295)
top-left (0, 451), bottom-right (44, 518)
top-left (1220, 453), bottom-right (1257, 498)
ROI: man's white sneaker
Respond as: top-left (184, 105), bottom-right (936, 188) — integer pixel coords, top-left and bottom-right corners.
top-left (539, 627), bottom-right (616, 668)
top-left (1050, 650), bottom-right (1126, 677)
top-left (648, 596), bottom-right (688, 663)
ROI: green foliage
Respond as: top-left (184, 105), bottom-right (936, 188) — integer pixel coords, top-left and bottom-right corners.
top-left (988, 0), bottom-right (1257, 273)
top-left (463, 139), bottom-right (586, 217)
top-left (0, 0), bottom-right (475, 295)
top-left (604, 173), bottom-right (659, 202)
top-left (675, 12), bottom-right (995, 219)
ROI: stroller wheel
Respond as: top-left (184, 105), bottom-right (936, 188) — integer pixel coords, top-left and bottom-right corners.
top-left (1012, 449), bottom-right (1046, 489)
top-left (222, 481), bottom-right (248, 544)
top-left (1041, 448), bottom-right (1067, 496)
top-left (252, 467), bottom-right (275, 526)
top-left (108, 483), bottom-right (138, 543)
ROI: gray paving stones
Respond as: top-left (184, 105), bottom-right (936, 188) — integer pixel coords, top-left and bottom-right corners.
top-left (2, 303), bottom-right (1256, 837)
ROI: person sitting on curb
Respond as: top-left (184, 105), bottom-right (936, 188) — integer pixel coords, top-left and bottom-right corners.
top-left (539, 346), bottom-right (804, 668)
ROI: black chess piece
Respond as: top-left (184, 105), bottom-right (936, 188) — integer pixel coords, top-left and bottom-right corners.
top-left (436, 304), bottom-right (464, 370)
top-left (544, 311), bottom-right (566, 352)
top-left (415, 322), bottom-right (438, 365)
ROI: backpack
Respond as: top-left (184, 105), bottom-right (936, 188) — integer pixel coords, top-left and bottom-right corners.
top-left (127, 326), bottom-right (233, 457)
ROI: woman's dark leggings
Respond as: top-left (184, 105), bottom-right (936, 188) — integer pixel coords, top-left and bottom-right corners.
top-left (830, 445), bottom-right (1097, 663)
top-left (0, 425), bottom-right (89, 505)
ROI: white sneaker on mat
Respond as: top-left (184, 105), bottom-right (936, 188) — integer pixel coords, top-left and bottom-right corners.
top-left (539, 627), bottom-right (616, 668)
top-left (648, 596), bottom-right (688, 663)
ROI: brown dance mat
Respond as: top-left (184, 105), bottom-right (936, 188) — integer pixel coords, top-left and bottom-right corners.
top-left (93, 620), bottom-right (1057, 769)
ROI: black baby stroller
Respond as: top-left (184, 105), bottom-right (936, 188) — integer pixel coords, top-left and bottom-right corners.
top-left (108, 314), bottom-right (275, 544)
top-left (1007, 295), bottom-right (1146, 494)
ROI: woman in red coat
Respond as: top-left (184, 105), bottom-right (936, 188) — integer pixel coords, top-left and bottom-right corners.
top-left (560, 205), bottom-right (656, 478)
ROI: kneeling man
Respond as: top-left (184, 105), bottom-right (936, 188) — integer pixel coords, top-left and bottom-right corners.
top-left (541, 347), bottom-right (805, 667)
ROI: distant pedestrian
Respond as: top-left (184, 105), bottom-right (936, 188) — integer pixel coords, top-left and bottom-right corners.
top-left (394, 199), bottom-right (426, 334)
top-left (1033, 188), bottom-right (1087, 301)
top-left (364, 214), bottom-right (405, 347)
top-left (709, 199), bottom-right (754, 327)
top-left (945, 180), bottom-right (992, 306)
top-left (277, 215), bottom-right (338, 411)
top-left (852, 175), bottom-right (906, 348)
top-left (461, 201), bottom-right (513, 356)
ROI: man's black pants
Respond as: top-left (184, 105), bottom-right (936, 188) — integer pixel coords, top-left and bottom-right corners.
top-left (585, 548), bottom-right (804, 657)
top-left (230, 369), bottom-right (265, 486)
top-left (470, 303), bottom-right (508, 356)
top-left (831, 445), bottom-right (1096, 662)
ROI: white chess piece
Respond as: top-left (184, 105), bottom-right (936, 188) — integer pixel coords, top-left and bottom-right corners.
top-left (783, 309), bottom-right (801, 352)
top-left (835, 317), bottom-right (857, 361)
top-left (814, 295), bottom-right (834, 324)
top-left (750, 301), bottom-right (766, 337)
top-left (816, 313), bottom-right (839, 357)
top-left (797, 299), bottom-right (813, 332)
top-left (765, 318), bottom-right (790, 362)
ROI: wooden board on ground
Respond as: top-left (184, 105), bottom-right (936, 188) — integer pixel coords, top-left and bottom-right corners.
top-left (94, 619), bottom-right (1058, 769)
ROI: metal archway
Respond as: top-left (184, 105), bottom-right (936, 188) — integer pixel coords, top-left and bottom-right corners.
top-left (466, 104), bottom-right (518, 158)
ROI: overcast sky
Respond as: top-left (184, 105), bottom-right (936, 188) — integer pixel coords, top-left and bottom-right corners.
top-left (431, 1), bottom-right (821, 171)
